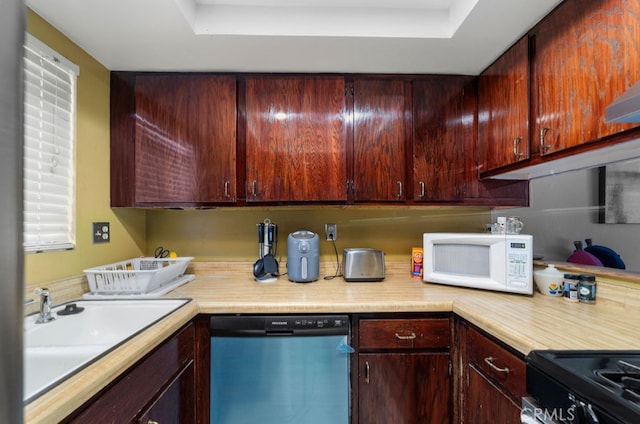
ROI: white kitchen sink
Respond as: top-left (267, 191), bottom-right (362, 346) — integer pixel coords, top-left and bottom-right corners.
top-left (23, 299), bottom-right (188, 402)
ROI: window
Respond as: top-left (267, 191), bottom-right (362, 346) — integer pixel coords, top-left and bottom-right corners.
top-left (23, 34), bottom-right (79, 253)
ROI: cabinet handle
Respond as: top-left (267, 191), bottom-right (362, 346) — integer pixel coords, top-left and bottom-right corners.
top-left (251, 180), bottom-right (257, 198)
top-left (419, 181), bottom-right (425, 199)
top-left (395, 332), bottom-right (417, 340)
top-left (346, 180), bottom-right (354, 195)
top-left (224, 181), bottom-right (230, 198)
top-left (539, 127), bottom-right (552, 154)
top-left (484, 356), bottom-right (509, 373)
top-left (147, 421), bottom-right (159, 424)
top-left (512, 136), bottom-right (523, 159)
top-left (365, 361), bottom-right (370, 384)
top-left (396, 181), bottom-right (403, 199)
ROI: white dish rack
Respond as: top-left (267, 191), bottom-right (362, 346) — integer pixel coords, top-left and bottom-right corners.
top-left (84, 257), bottom-right (194, 294)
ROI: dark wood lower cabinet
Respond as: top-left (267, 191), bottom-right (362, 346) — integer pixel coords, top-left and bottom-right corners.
top-left (355, 316), bottom-right (453, 424)
top-left (358, 353), bottom-right (451, 424)
top-left (63, 322), bottom-right (195, 424)
top-left (458, 320), bottom-right (526, 424)
top-left (466, 365), bottom-right (521, 424)
top-left (137, 361), bottom-right (195, 424)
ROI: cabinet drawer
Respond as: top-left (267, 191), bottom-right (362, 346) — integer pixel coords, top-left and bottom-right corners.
top-left (359, 318), bottom-right (450, 350)
top-left (467, 327), bottom-right (526, 399)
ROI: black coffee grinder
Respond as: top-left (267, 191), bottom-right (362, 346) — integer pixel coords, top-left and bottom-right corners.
top-left (253, 218), bottom-right (279, 282)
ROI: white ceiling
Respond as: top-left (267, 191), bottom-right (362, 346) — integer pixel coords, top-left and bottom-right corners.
top-left (25, 0), bottom-right (563, 74)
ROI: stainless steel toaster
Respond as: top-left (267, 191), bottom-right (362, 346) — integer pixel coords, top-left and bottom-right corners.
top-left (343, 248), bottom-right (385, 282)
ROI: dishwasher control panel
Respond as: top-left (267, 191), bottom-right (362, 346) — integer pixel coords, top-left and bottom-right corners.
top-left (268, 316), bottom-right (349, 331)
top-left (210, 315), bottom-right (350, 336)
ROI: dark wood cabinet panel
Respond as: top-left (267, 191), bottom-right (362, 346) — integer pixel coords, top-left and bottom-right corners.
top-left (359, 318), bottom-right (451, 350)
top-left (110, 73), bottom-right (237, 206)
top-left (459, 320), bottom-right (526, 424)
top-left (352, 79), bottom-right (408, 202)
top-left (356, 316), bottom-right (452, 424)
top-left (64, 323), bottom-right (195, 423)
top-left (137, 361), bottom-right (195, 424)
top-left (466, 366), bottom-right (521, 424)
top-left (413, 78), bottom-right (471, 201)
top-left (531, 0), bottom-right (640, 156)
top-left (244, 76), bottom-right (347, 202)
top-left (134, 75), bottom-right (237, 204)
top-left (358, 353), bottom-right (451, 424)
top-left (478, 37), bottom-right (530, 173)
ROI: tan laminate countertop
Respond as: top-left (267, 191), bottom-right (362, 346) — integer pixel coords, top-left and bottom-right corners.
top-left (24, 261), bottom-right (640, 423)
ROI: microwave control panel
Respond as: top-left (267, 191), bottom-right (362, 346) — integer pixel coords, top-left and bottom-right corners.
top-left (506, 238), bottom-right (532, 288)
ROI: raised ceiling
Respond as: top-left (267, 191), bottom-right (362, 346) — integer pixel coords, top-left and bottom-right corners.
top-left (26, 0), bottom-right (563, 74)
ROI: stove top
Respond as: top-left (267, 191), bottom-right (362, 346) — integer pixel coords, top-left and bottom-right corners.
top-left (526, 350), bottom-right (640, 424)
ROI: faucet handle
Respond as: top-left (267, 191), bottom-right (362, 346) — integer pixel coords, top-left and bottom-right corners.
top-left (33, 288), bottom-right (49, 296)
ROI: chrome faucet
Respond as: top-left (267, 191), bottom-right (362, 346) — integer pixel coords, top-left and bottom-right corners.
top-left (33, 288), bottom-right (55, 324)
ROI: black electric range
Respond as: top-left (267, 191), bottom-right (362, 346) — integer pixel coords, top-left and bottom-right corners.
top-left (525, 350), bottom-right (640, 424)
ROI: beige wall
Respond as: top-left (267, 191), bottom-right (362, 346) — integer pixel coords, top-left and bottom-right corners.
top-left (25, 11), bottom-right (145, 285)
top-left (146, 206), bottom-right (491, 263)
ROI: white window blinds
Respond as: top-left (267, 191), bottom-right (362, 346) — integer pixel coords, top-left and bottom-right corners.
top-left (23, 34), bottom-right (79, 253)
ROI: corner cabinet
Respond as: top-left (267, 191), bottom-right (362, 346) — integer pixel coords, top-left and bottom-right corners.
top-left (530, 0), bottom-right (640, 157)
top-left (111, 73), bottom-right (237, 207)
top-left (458, 319), bottom-right (526, 424)
top-left (355, 315), bottom-right (453, 424)
top-left (244, 76), bottom-right (348, 203)
top-left (477, 37), bottom-right (530, 174)
top-left (63, 323), bottom-right (196, 423)
top-left (351, 78), bottom-right (408, 202)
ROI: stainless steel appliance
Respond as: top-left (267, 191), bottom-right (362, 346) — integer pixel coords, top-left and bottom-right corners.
top-left (210, 315), bottom-right (351, 424)
top-left (1, 2), bottom-right (24, 423)
top-left (342, 248), bottom-right (385, 282)
top-left (287, 230), bottom-right (319, 282)
top-left (524, 350), bottom-right (640, 423)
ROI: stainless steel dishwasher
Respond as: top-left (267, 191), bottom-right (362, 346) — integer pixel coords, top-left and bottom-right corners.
top-left (210, 315), bottom-right (351, 424)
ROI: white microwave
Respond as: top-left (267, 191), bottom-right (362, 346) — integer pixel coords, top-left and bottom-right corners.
top-left (422, 233), bottom-right (533, 295)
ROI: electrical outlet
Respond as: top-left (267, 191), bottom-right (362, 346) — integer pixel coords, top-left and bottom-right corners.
top-left (93, 222), bottom-right (110, 244)
top-left (325, 223), bottom-right (337, 241)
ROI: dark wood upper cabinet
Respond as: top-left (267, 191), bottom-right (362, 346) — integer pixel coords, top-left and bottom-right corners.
top-left (478, 37), bottom-right (530, 174)
top-left (111, 73), bottom-right (237, 206)
top-left (352, 78), bottom-right (408, 202)
top-left (134, 75), bottom-right (237, 204)
top-left (244, 76), bottom-right (348, 202)
top-left (413, 77), bottom-right (472, 201)
top-left (531, 0), bottom-right (640, 157)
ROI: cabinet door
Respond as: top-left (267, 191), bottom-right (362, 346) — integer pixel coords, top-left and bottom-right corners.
top-left (138, 361), bottom-right (195, 424)
top-left (66, 324), bottom-right (195, 423)
top-left (358, 353), bottom-right (451, 424)
top-left (353, 79), bottom-right (407, 202)
top-left (478, 37), bottom-right (530, 173)
top-left (413, 78), bottom-right (470, 201)
top-left (531, 0), bottom-right (640, 156)
top-left (134, 75), bottom-right (237, 204)
top-left (245, 77), bottom-right (347, 202)
top-left (465, 365), bottom-right (521, 424)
